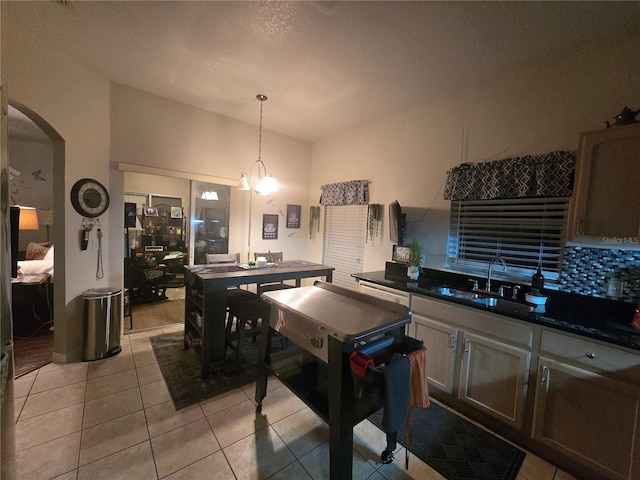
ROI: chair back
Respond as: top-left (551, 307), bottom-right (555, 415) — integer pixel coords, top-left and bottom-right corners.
top-left (254, 252), bottom-right (283, 262)
top-left (206, 253), bottom-right (240, 264)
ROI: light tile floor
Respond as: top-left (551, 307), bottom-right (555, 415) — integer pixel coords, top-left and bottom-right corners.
top-left (13, 324), bottom-right (579, 480)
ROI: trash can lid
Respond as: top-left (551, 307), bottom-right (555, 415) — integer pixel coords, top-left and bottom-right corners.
top-left (83, 287), bottom-right (122, 298)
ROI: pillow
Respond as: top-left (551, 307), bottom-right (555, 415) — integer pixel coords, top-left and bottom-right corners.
top-left (44, 244), bottom-right (54, 261)
top-left (25, 242), bottom-right (51, 261)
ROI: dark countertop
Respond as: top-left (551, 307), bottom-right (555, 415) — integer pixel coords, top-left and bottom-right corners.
top-left (354, 263), bottom-right (640, 352)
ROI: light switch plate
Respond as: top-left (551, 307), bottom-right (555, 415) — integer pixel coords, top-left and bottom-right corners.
top-left (92, 239), bottom-right (100, 251)
top-left (606, 279), bottom-right (624, 298)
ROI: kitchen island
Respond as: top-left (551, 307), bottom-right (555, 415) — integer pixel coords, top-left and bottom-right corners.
top-left (184, 260), bottom-right (334, 377)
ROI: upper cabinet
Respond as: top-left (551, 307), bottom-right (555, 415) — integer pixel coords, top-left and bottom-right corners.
top-left (568, 123), bottom-right (640, 244)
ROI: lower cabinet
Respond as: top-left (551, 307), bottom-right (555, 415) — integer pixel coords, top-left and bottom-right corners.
top-left (411, 294), bottom-right (533, 431)
top-left (356, 280), bottom-right (410, 306)
top-left (532, 334), bottom-right (640, 480)
top-left (413, 313), bottom-right (458, 394)
top-left (364, 287), bottom-right (640, 478)
top-left (459, 332), bottom-right (531, 429)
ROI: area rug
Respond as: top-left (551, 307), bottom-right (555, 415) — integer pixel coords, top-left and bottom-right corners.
top-left (368, 405), bottom-right (525, 480)
top-left (150, 331), bottom-right (285, 410)
top-left (153, 331), bottom-right (525, 479)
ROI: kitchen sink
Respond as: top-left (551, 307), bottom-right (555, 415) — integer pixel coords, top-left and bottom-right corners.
top-left (427, 286), bottom-right (535, 315)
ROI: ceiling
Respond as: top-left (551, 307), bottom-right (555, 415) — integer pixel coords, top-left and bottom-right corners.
top-left (12, 1), bottom-right (640, 142)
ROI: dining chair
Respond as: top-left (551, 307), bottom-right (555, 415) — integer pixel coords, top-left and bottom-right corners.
top-left (226, 296), bottom-right (269, 362)
top-left (253, 251), bottom-right (296, 295)
top-left (205, 252), bottom-right (258, 307)
top-left (254, 251), bottom-right (283, 263)
top-left (206, 253), bottom-right (240, 264)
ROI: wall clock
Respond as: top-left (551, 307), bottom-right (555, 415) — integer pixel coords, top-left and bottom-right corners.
top-left (70, 178), bottom-right (110, 218)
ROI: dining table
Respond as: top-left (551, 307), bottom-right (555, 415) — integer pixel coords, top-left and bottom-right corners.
top-left (183, 260), bottom-right (334, 377)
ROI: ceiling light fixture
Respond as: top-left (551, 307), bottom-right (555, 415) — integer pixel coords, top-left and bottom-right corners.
top-left (239, 94), bottom-right (278, 196)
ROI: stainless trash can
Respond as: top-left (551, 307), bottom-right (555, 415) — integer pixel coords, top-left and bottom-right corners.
top-left (82, 287), bottom-right (122, 361)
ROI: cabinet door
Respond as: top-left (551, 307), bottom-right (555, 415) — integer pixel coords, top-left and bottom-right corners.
top-left (358, 283), bottom-right (410, 307)
top-left (533, 357), bottom-right (640, 480)
top-left (413, 313), bottom-right (458, 394)
top-left (459, 332), bottom-right (530, 429)
top-left (569, 123), bottom-right (640, 242)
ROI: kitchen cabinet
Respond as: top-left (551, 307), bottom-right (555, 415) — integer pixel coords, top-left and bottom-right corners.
top-left (355, 279), bottom-right (410, 307)
top-left (459, 332), bottom-right (530, 429)
top-left (413, 313), bottom-right (458, 394)
top-left (410, 293), bottom-right (533, 430)
top-left (568, 123), bottom-right (640, 243)
top-left (532, 330), bottom-right (640, 480)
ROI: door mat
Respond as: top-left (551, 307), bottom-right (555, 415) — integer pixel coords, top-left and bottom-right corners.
top-left (150, 331), bottom-right (285, 410)
top-left (368, 404), bottom-right (525, 480)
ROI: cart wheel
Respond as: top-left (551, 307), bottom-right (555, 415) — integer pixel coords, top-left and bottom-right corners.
top-left (381, 448), bottom-right (394, 464)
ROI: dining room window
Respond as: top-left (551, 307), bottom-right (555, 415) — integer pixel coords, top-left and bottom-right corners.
top-left (446, 197), bottom-right (569, 283)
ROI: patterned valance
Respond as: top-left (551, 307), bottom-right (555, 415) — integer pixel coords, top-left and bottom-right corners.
top-left (444, 151), bottom-right (575, 201)
top-left (320, 179), bottom-right (369, 206)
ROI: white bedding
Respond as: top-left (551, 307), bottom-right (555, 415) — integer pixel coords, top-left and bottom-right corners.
top-left (18, 245), bottom-right (54, 281)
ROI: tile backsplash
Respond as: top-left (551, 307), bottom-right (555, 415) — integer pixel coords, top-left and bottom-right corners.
top-left (561, 246), bottom-right (640, 303)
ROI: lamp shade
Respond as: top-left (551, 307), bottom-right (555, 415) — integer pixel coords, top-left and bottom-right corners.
top-left (19, 207), bottom-right (39, 230)
top-left (38, 209), bottom-right (53, 226)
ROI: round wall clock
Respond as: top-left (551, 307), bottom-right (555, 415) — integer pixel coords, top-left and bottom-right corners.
top-left (70, 178), bottom-right (110, 218)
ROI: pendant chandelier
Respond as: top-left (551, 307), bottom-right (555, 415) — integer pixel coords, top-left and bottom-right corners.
top-left (239, 94), bottom-right (278, 195)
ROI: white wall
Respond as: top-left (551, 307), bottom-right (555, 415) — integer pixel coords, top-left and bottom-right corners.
top-left (4, 2), bottom-right (113, 361)
top-left (308, 33), bottom-right (640, 274)
top-left (3, 3), bottom-right (313, 360)
top-left (111, 84), bottom-right (313, 263)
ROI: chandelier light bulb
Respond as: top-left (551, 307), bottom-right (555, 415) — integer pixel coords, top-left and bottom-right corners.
top-left (238, 94), bottom-right (278, 195)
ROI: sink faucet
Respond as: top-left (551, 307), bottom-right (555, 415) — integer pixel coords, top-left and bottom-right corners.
top-left (486, 256), bottom-right (507, 293)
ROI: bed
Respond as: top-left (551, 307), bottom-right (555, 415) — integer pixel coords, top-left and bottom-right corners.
top-left (17, 243), bottom-right (54, 281)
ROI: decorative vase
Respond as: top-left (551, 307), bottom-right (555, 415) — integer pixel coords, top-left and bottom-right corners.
top-left (407, 265), bottom-right (419, 280)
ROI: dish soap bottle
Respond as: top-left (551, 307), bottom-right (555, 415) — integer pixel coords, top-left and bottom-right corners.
top-left (531, 266), bottom-right (545, 291)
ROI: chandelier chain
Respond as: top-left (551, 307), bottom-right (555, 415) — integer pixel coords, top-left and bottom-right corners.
top-left (258, 97), bottom-right (264, 162)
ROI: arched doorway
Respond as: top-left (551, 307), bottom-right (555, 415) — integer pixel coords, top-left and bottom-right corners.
top-left (8, 102), bottom-right (65, 374)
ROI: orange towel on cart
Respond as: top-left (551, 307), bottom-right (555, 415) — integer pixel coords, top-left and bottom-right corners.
top-left (405, 347), bottom-right (429, 469)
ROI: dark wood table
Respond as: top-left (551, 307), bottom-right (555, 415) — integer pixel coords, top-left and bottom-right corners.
top-left (11, 273), bottom-right (53, 329)
top-left (183, 260), bottom-right (334, 377)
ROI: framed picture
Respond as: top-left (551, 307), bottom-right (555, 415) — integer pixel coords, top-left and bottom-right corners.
top-left (262, 214), bottom-right (278, 240)
top-left (144, 206), bottom-right (158, 217)
top-left (392, 245), bottom-right (411, 263)
top-left (170, 206), bottom-right (183, 218)
top-left (124, 202), bottom-right (137, 228)
top-left (286, 204), bottom-right (301, 228)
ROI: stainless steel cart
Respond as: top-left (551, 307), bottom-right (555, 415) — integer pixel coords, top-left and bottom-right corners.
top-left (256, 281), bottom-right (419, 480)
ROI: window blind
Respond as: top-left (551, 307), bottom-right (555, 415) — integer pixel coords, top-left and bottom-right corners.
top-left (322, 205), bottom-right (367, 289)
top-left (447, 197), bottom-right (569, 281)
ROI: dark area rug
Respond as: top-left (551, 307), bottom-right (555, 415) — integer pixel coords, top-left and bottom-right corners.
top-left (150, 331), bottom-right (285, 410)
top-left (369, 404), bottom-right (525, 480)
top-left (153, 331), bottom-right (525, 479)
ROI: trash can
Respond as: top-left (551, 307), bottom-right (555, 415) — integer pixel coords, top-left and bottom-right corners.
top-left (82, 287), bottom-right (122, 361)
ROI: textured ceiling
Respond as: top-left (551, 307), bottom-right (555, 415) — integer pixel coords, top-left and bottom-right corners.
top-left (10, 1), bottom-right (640, 142)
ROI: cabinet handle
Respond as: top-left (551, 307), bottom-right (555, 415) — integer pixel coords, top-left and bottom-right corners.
top-left (464, 338), bottom-right (470, 353)
top-left (450, 334), bottom-right (456, 349)
top-left (540, 365), bottom-right (548, 386)
top-left (576, 217), bottom-right (584, 236)
top-left (585, 352), bottom-right (596, 359)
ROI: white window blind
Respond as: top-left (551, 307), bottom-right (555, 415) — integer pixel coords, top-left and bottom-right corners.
top-left (447, 197), bottom-right (569, 281)
top-left (322, 205), bottom-right (367, 289)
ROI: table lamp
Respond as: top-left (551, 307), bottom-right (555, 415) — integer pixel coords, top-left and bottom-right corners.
top-left (38, 209), bottom-right (53, 242)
